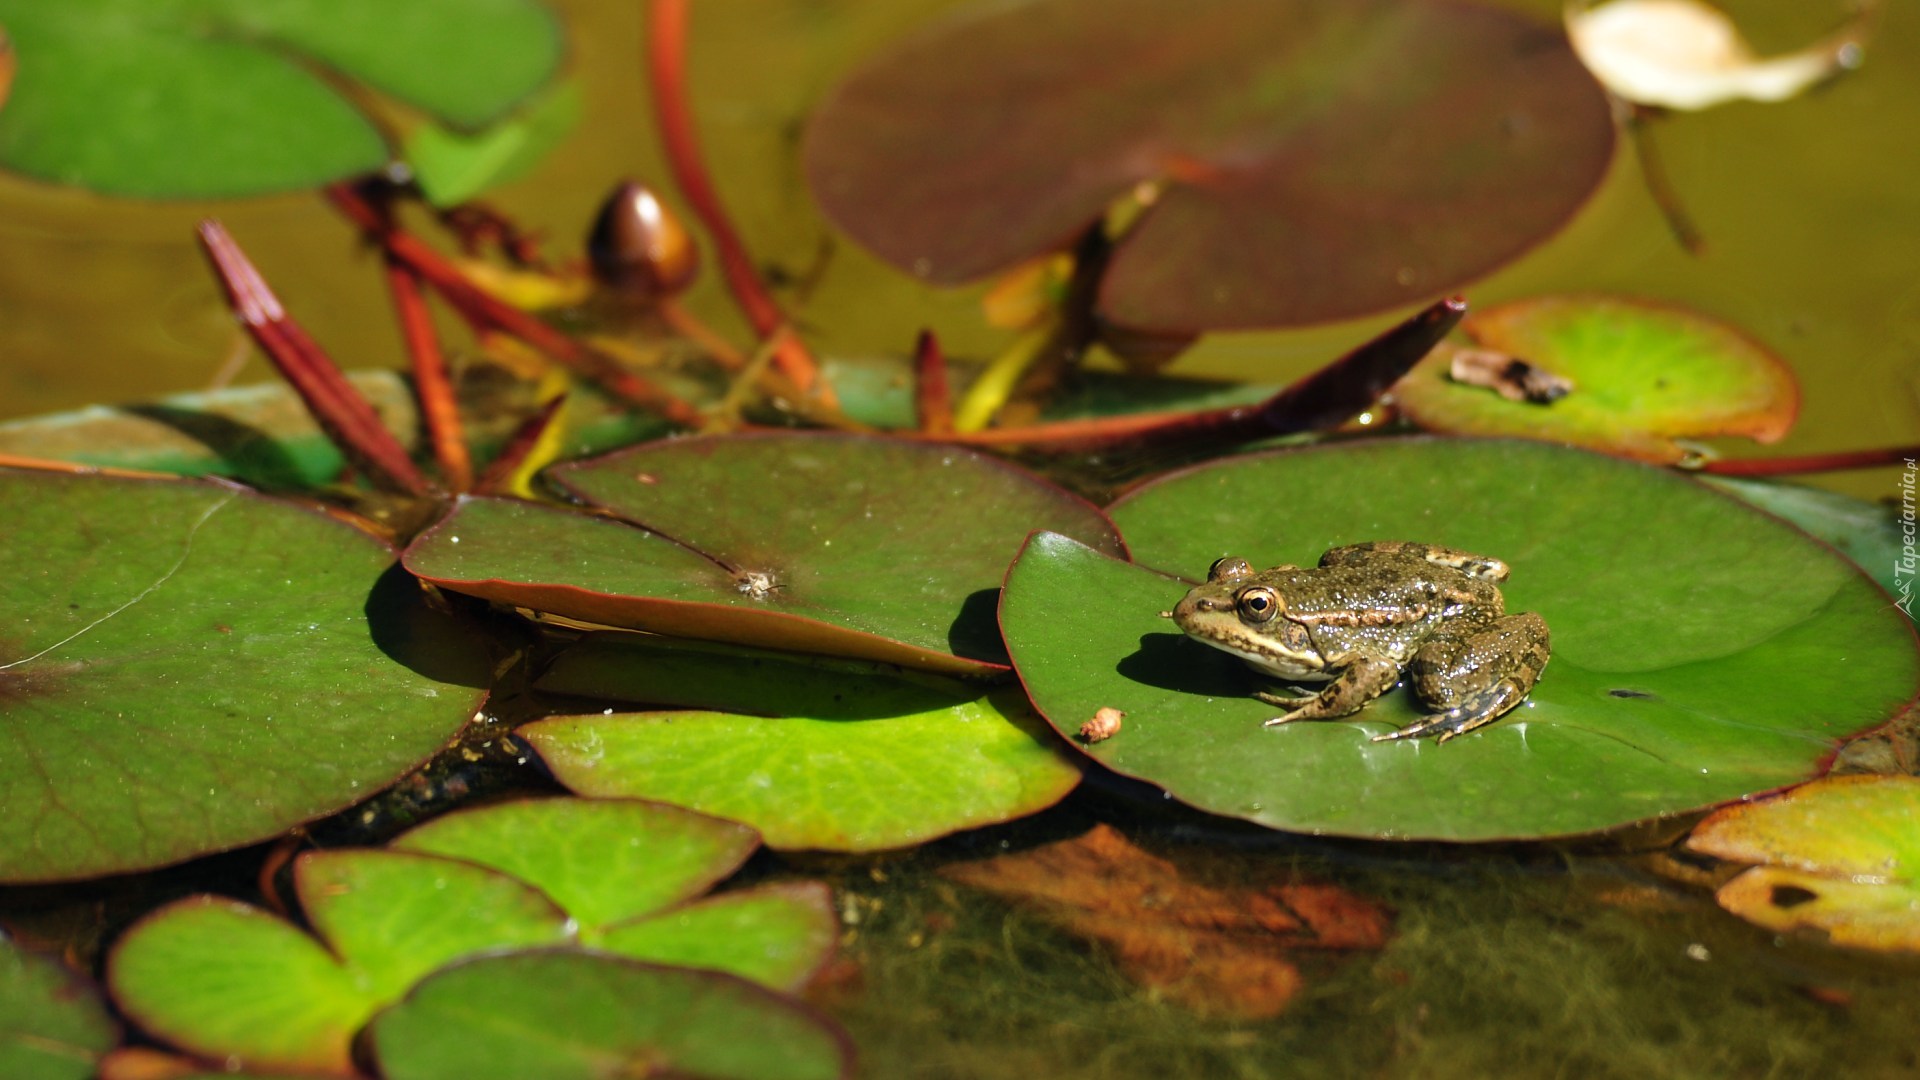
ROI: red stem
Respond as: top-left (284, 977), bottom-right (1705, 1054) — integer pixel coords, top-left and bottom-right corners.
top-left (327, 184), bottom-right (702, 427)
top-left (381, 234), bottom-right (474, 492)
top-left (646, 0), bottom-right (826, 395)
top-left (474, 394), bottom-right (568, 496)
top-left (198, 220), bottom-right (432, 497)
top-left (1698, 445), bottom-right (1920, 477)
top-left (913, 329), bottom-right (953, 435)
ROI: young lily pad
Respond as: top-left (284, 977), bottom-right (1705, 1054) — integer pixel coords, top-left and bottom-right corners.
top-left (404, 80), bottom-right (583, 208)
top-left (0, 470), bottom-right (486, 883)
top-left (404, 432), bottom-right (1123, 674)
top-left (1687, 775), bottom-right (1920, 953)
top-left (370, 951), bottom-right (854, 1080)
top-left (998, 439), bottom-right (1919, 841)
top-left (1393, 296), bottom-right (1799, 462)
top-left (598, 882), bottom-right (837, 992)
top-left (0, 0), bottom-right (561, 197)
top-left (521, 689), bottom-right (1080, 852)
top-left (0, 938), bottom-right (115, 1080)
top-left (804, 0), bottom-right (1614, 332)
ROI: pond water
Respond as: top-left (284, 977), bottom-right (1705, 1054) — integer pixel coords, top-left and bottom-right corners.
top-left (2, 1), bottom-right (1918, 1076)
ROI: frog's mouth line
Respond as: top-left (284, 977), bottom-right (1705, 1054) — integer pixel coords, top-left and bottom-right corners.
top-left (1193, 635), bottom-right (1331, 682)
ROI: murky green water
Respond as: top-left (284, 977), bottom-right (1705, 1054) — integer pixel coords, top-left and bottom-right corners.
top-left (2, 1), bottom-right (1917, 1075)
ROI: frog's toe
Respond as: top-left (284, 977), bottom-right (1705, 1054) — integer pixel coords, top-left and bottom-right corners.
top-left (1373, 681), bottom-right (1525, 743)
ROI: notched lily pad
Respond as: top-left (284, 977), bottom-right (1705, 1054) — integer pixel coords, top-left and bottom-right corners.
top-left (104, 798), bottom-right (834, 1071)
top-left (998, 439), bottom-right (1918, 841)
top-left (805, 0), bottom-right (1614, 332)
top-left (1687, 775), bottom-right (1920, 953)
top-left (1393, 296), bottom-right (1799, 462)
top-left (404, 432), bottom-right (1123, 674)
top-left (0, 0), bottom-right (563, 197)
top-left (370, 951), bottom-right (854, 1080)
top-left (0, 470), bottom-right (486, 883)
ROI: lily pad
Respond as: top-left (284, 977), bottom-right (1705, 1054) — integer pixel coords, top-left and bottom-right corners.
top-left (106, 798), bottom-right (830, 1070)
top-left (523, 640), bottom-right (1079, 851)
top-left (1687, 775), bottom-right (1920, 952)
top-left (1393, 296), bottom-right (1799, 462)
top-left (0, 938), bottom-right (115, 1080)
top-left (1702, 477), bottom-right (1909, 608)
top-left (404, 80), bottom-right (583, 208)
top-left (404, 432), bottom-right (1123, 674)
top-left (0, 0), bottom-right (561, 197)
top-left (371, 951), bottom-right (854, 1080)
top-left (804, 0), bottom-right (1614, 332)
top-left (998, 438), bottom-right (1919, 841)
top-left (0, 470), bottom-right (486, 883)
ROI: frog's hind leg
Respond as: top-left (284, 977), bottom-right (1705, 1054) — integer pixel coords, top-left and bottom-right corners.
top-left (1377, 612), bottom-right (1550, 743)
top-left (1318, 542), bottom-right (1510, 582)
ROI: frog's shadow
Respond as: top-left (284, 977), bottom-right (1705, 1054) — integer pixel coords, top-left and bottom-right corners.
top-left (1119, 632), bottom-right (1260, 697)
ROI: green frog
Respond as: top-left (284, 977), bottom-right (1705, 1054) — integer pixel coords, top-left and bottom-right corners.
top-left (1168, 541), bottom-right (1549, 743)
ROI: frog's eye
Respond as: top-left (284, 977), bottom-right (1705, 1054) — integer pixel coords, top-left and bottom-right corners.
top-left (1208, 556), bottom-right (1253, 583)
top-left (1235, 586), bottom-right (1282, 624)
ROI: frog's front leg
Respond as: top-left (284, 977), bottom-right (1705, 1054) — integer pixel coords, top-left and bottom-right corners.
top-left (1260, 652), bottom-right (1402, 726)
top-left (1377, 612), bottom-right (1550, 743)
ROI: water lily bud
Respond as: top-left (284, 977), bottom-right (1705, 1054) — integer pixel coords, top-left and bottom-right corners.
top-left (587, 180), bottom-right (700, 300)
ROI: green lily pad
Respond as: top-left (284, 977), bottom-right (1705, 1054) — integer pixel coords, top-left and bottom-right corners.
top-left (0, 470), bottom-right (486, 883)
top-left (998, 438), bottom-right (1919, 841)
top-left (1687, 775), bottom-right (1920, 952)
top-left (522, 688), bottom-right (1080, 852)
top-left (0, 938), bottom-right (115, 1080)
top-left (599, 882), bottom-right (837, 991)
top-left (404, 80), bottom-right (583, 208)
top-left (804, 0), bottom-right (1614, 332)
top-left (1394, 296), bottom-right (1799, 462)
top-left (0, 0), bottom-right (561, 197)
top-left (1703, 476), bottom-right (1910, 607)
top-left (108, 852), bottom-right (572, 1072)
top-left (404, 432), bottom-right (1123, 675)
top-left (371, 951), bottom-right (854, 1080)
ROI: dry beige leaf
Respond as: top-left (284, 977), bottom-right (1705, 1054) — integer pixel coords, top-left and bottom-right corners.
top-left (1566, 0), bottom-right (1868, 110)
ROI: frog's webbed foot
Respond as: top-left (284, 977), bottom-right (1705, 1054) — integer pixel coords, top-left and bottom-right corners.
top-left (1372, 679), bottom-right (1527, 743)
top-left (1260, 654), bottom-right (1400, 727)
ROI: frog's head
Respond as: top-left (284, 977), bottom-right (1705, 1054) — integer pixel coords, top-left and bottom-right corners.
top-left (1168, 556), bottom-right (1326, 679)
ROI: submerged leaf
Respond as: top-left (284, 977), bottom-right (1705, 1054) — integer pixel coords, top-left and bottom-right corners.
top-left (1688, 776), bottom-right (1920, 953)
top-left (1567, 0), bottom-right (1867, 111)
top-left (999, 439), bottom-right (1919, 841)
top-left (0, 470), bottom-right (486, 883)
top-left (805, 0), bottom-right (1614, 332)
top-left (943, 824), bottom-right (1390, 1018)
top-left (0, 938), bottom-right (116, 1080)
top-left (1393, 295), bottom-right (1798, 462)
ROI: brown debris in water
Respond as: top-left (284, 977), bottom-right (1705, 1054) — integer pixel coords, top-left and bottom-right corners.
top-left (942, 824), bottom-right (1391, 1018)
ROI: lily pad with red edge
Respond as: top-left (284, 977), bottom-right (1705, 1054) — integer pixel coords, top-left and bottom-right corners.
top-left (1686, 775), bottom-right (1920, 953)
top-left (0, 469), bottom-right (487, 884)
top-left (803, 0), bottom-right (1614, 333)
top-left (1393, 296), bottom-right (1799, 463)
top-left (522, 685), bottom-right (1081, 852)
top-left (370, 951), bottom-right (854, 1080)
top-left (403, 432), bottom-right (1124, 675)
top-left (997, 438), bottom-right (1920, 841)
top-left (0, 0), bottom-right (561, 198)
top-left (598, 882), bottom-right (838, 992)
top-left (0, 937), bottom-right (116, 1080)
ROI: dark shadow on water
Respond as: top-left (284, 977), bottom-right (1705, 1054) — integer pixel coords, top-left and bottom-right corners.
top-left (364, 563), bottom-right (492, 690)
top-left (1118, 631), bottom-right (1254, 697)
top-left (120, 403), bottom-right (319, 491)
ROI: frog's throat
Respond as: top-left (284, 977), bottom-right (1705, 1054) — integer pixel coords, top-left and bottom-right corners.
top-left (1192, 635), bottom-right (1330, 682)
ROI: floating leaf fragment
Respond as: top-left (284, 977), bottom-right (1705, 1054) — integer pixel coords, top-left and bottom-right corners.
top-left (943, 824), bottom-right (1390, 1018)
top-left (1393, 296), bottom-right (1798, 462)
top-left (805, 0), bottom-right (1614, 332)
top-left (1687, 775), bottom-right (1920, 953)
top-left (1567, 0), bottom-right (1867, 111)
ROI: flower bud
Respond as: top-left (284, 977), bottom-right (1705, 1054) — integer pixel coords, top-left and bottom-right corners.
top-left (587, 181), bottom-right (699, 300)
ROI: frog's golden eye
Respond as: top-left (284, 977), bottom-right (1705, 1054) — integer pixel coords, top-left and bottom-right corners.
top-left (1235, 586), bottom-right (1282, 624)
top-left (1208, 556), bottom-right (1252, 584)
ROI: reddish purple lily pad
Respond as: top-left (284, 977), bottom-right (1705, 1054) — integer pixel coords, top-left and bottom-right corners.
top-left (403, 432), bottom-right (1123, 674)
top-left (804, 0), bottom-right (1615, 332)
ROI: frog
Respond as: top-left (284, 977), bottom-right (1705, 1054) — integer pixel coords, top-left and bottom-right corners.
top-left (1167, 541), bottom-right (1549, 743)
